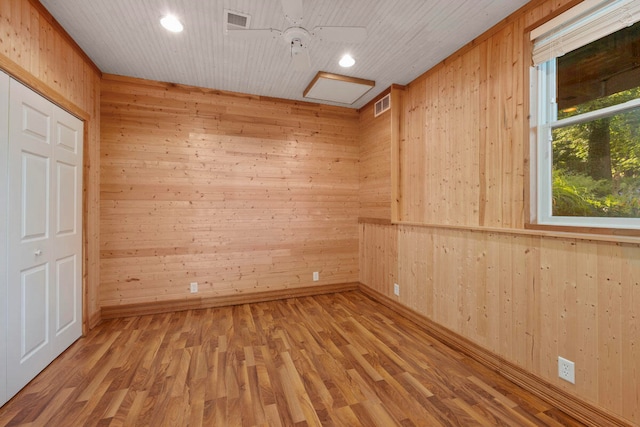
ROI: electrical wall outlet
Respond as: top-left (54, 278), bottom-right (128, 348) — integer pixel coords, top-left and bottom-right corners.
top-left (558, 356), bottom-right (575, 384)
top-left (190, 282), bottom-right (198, 293)
top-left (313, 271), bottom-right (319, 281)
top-left (393, 283), bottom-right (400, 296)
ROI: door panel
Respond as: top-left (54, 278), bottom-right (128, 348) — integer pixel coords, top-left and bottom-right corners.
top-left (55, 255), bottom-right (76, 334)
top-left (56, 120), bottom-right (78, 153)
top-left (21, 104), bottom-right (50, 143)
top-left (7, 79), bottom-right (54, 395)
top-left (50, 105), bottom-right (83, 357)
top-left (56, 162), bottom-right (76, 235)
top-left (21, 264), bottom-right (49, 359)
top-left (21, 152), bottom-right (49, 240)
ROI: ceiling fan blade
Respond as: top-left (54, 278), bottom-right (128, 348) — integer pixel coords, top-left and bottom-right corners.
top-left (281, 0), bottom-right (304, 25)
top-left (312, 26), bottom-right (367, 43)
top-left (227, 28), bottom-right (282, 39)
top-left (291, 45), bottom-right (311, 71)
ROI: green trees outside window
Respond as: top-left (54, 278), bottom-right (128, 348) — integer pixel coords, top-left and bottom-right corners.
top-left (551, 22), bottom-right (640, 218)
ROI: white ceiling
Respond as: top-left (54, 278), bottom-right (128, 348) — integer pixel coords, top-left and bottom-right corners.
top-left (40, 0), bottom-right (529, 109)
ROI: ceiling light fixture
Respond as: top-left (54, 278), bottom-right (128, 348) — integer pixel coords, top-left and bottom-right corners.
top-left (339, 54), bottom-right (355, 67)
top-left (304, 71), bottom-right (374, 104)
top-left (160, 14), bottom-right (184, 33)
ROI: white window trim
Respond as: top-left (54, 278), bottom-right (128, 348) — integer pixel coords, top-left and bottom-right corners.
top-left (531, 0), bottom-right (640, 229)
top-left (531, 0), bottom-right (640, 66)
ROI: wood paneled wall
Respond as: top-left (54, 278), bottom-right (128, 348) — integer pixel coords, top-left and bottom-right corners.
top-left (359, 91), bottom-right (392, 220)
top-left (359, 0), bottom-right (639, 424)
top-left (360, 223), bottom-right (640, 423)
top-left (100, 75), bottom-right (359, 309)
top-left (0, 0), bottom-right (101, 327)
top-left (400, 19), bottom-right (527, 227)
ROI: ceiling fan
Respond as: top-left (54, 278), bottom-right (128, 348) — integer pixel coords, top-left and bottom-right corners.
top-left (227, 0), bottom-right (367, 70)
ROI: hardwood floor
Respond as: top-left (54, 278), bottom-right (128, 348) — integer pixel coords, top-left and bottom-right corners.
top-left (0, 291), bottom-right (585, 426)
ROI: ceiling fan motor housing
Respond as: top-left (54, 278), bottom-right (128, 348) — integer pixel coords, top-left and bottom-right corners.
top-left (283, 26), bottom-right (310, 51)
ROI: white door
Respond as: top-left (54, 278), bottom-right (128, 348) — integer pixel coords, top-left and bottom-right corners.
top-left (0, 71), bottom-right (9, 407)
top-left (5, 78), bottom-right (83, 399)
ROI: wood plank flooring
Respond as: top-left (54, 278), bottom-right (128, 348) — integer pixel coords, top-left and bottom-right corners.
top-left (0, 291), bottom-right (585, 426)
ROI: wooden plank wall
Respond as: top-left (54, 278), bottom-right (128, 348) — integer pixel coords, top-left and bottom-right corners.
top-left (400, 21), bottom-right (526, 227)
top-left (100, 75), bottom-right (360, 309)
top-left (359, 90), bottom-right (392, 220)
top-left (359, 0), bottom-right (640, 424)
top-left (0, 0), bottom-right (102, 327)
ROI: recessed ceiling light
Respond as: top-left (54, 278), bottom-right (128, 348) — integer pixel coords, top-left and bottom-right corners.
top-left (339, 54), bottom-right (355, 68)
top-left (161, 14), bottom-right (184, 33)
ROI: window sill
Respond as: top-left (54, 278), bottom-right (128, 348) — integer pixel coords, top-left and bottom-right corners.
top-left (357, 218), bottom-right (640, 245)
top-left (524, 222), bottom-right (640, 243)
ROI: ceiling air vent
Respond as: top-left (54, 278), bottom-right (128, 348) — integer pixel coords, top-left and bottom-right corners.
top-left (374, 93), bottom-right (390, 117)
top-left (224, 9), bottom-right (251, 32)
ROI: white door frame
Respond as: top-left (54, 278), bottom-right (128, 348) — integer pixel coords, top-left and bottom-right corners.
top-left (0, 69), bottom-right (10, 407)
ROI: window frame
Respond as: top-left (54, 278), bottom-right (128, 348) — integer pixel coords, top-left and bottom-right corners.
top-left (529, 0), bottom-right (640, 231)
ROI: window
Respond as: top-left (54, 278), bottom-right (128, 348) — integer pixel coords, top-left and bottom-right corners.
top-left (531, 0), bottom-right (640, 229)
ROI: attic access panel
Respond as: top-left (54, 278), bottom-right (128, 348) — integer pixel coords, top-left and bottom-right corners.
top-left (303, 72), bottom-right (374, 105)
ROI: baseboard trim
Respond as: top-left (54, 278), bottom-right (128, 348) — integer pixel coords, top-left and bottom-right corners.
top-left (100, 282), bottom-right (359, 320)
top-left (88, 310), bottom-right (102, 330)
top-left (358, 285), bottom-right (633, 427)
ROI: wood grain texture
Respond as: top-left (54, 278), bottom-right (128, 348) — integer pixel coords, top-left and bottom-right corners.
top-left (359, 89), bottom-right (392, 220)
top-left (359, 0), bottom-right (639, 424)
top-left (360, 270), bottom-right (634, 427)
top-left (0, 291), bottom-right (587, 426)
top-left (396, 0), bottom-right (571, 227)
top-left (358, 222), bottom-right (398, 293)
top-left (100, 74), bottom-right (359, 308)
top-left (359, 221), bottom-right (640, 426)
top-left (0, 0), bottom-right (101, 328)
top-left (101, 282), bottom-right (359, 319)
top-left (390, 84), bottom-right (405, 222)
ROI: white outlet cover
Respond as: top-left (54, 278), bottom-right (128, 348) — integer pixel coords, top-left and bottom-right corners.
top-left (190, 282), bottom-right (198, 293)
top-left (558, 356), bottom-right (575, 384)
top-left (393, 283), bottom-right (400, 296)
top-left (313, 272), bottom-right (319, 281)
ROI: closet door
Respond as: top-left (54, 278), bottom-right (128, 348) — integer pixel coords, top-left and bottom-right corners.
top-left (0, 70), bottom-right (9, 407)
top-left (5, 78), bottom-right (83, 399)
